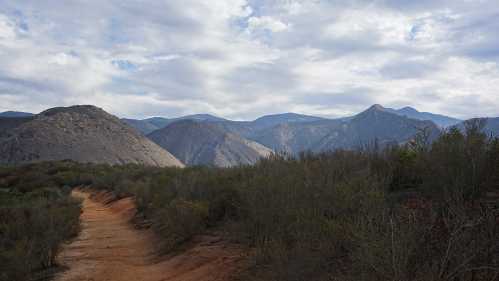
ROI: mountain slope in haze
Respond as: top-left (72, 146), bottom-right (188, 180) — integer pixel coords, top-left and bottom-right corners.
top-left (148, 120), bottom-right (272, 167)
top-left (313, 105), bottom-right (441, 151)
top-left (248, 105), bottom-right (441, 154)
top-left (122, 118), bottom-right (160, 135)
top-left (0, 116), bottom-right (34, 134)
top-left (252, 113), bottom-right (327, 129)
top-left (0, 111), bottom-right (34, 118)
top-left (456, 117), bottom-right (499, 136)
top-left (210, 113), bottom-right (329, 142)
top-left (483, 118), bottom-right (499, 136)
top-left (146, 114), bottom-right (227, 131)
top-left (385, 106), bottom-right (461, 127)
top-left (249, 120), bottom-right (343, 154)
top-left (0, 105), bottom-right (184, 167)
top-left (124, 114), bottom-right (227, 134)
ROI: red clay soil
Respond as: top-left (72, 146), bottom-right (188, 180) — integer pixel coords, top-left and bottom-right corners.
top-left (54, 190), bottom-right (247, 281)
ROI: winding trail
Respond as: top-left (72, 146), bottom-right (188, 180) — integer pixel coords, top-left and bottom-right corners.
top-left (54, 190), bottom-right (245, 281)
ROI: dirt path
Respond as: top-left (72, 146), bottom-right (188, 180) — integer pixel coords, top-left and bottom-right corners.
top-left (54, 190), bottom-right (245, 281)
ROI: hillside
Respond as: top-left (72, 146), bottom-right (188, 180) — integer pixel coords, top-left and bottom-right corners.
top-left (456, 117), bottom-right (499, 136)
top-left (124, 107), bottom-right (458, 151)
top-left (0, 105), bottom-right (184, 167)
top-left (386, 106), bottom-right (461, 127)
top-left (148, 120), bottom-right (272, 167)
top-left (313, 105), bottom-right (440, 151)
top-left (0, 116), bottom-right (34, 134)
top-left (251, 113), bottom-right (327, 129)
top-left (0, 111), bottom-right (35, 118)
top-left (484, 117), bottom-right (499, 136)
top-left (248, 120), bottom-right (342, 154)
top-left (124, 114), bottom-right (227, 135)
top-left (246, 105), bottom-right (441, 154)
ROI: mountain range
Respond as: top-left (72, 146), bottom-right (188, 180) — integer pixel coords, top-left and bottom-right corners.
top-left (211, 105), bottom-right (440, 154)
top-left (123, 105), bottom-right (461, 135)
top-left (0, 105), bottom-right (496, 167)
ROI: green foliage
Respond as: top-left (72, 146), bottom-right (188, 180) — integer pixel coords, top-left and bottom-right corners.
top-left (0, 191), bottom-right (81, 281)
top-left (153, 199), bottom-right (209, 252)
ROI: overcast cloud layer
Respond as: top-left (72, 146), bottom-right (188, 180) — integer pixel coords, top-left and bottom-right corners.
top-left (0, 0), bottom-right (498, 119)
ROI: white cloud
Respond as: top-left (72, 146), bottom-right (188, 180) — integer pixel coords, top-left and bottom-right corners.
top-left (49, 52), bottom-right (80, 66)
top-left (323, 8), bottom-right (411, 45)
top-left (0, 0), bottom-right (498, 119)
top-left (0, 14), bottom-right (16, 40)
top-left (247, 16), bottom-right (290, 33)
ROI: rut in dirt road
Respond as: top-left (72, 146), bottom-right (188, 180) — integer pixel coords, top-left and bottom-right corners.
top-left (54, 190), bottom-right (245, 281)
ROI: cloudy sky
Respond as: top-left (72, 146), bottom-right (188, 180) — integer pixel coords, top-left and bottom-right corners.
top-left (0, 0), bottom-right (498, 120)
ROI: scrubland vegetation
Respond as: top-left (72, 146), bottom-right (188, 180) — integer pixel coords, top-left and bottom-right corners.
top-left (1, 120), bottom-right (498, 281)
top-left (0, 162), bottom-right (82, 281)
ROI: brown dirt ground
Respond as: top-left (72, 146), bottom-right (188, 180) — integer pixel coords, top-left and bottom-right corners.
top-left (54, 190), bottom-right (247, 281)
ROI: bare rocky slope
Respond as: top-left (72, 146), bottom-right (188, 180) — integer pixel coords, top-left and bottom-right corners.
top-left (0, 105), bottom-right (184, 167)
top-left (148, 120), bottom-right (272, 167)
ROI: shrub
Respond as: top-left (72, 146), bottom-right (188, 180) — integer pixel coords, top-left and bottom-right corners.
top-left (152, 199), bottom-right (209, 252)
top-left (1, 124), bottom-right (498, 281)
top-left (0, 196), bottom-right (81, 281)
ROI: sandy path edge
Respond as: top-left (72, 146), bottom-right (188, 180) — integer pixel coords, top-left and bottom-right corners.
top-left (54, 190), bottom-right (247, 281)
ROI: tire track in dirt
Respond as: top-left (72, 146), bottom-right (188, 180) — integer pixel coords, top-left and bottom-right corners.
top-left (54, 190), bottom-right (246, 281)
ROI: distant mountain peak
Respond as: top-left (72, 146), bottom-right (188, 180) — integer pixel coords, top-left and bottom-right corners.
top-left (398, 106), bottom-right (419, 113)
top-left (123, 113), bottom-right (227, 135)
top-left (252, 112), bottom-right (326, 129)
top-left (361, 104), bottom-right (390, 115)
top-left (256, 112), bottom-right (306, 119)
top-left (392, 106), bottom-right (461, 127)
top-left (370, 104), bottom-right (386, 111)
top-left (0, 111), bottom-right (35, 118)
top-left (357, 104), bottom-right (461, 128)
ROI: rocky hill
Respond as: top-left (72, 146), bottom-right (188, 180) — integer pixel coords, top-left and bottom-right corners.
top-left (148, 120), bottom-right (272, 167)
top-left (0, 105), bottom-right (184, 167)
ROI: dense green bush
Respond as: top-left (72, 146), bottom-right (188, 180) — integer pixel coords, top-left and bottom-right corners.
top-left (153, 199), bottom-right (209, 252)
top-left (0, 162), bottom-right (82, 281)
top-left (0, 192), bottom-right (81, 281)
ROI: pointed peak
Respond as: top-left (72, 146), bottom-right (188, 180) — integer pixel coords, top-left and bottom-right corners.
top-left (368, 104), bottom-right (387, 111)
top-left (398, 106), bottom-right (419, 113)
top-left (355, 104), bottom-right (398, 119)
